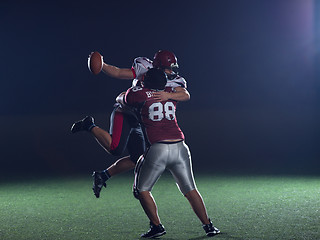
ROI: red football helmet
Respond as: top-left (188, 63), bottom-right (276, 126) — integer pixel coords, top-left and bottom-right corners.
top-left (153, 50), bottom-right (179, 70)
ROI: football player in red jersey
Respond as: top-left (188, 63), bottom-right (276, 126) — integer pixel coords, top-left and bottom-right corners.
top-left (125, 68), bottom-right (220, 238)
top-left (71, 50), bottom-right (190, 198)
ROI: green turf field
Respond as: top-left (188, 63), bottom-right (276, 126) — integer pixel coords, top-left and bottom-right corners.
top-left (0, 173), bottom-right (319, 240)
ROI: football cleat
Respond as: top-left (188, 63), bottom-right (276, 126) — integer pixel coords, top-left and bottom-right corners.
top-left (71, 116), bottom-right (96, 133)
top-left (202, 219), bottom-right (220, 237)
top-left (140, 222), bottom-right (166, 239)
top-left (92, 171), bottom-right (107, 198)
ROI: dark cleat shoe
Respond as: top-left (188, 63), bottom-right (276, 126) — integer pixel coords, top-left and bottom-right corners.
top-left (140, 222), bottom-right (166, 238)
top-left (71, 116), bottom-right (96, 133)
top-left (202, 219), bottom-right (220, 237)
top-left (92, 171), bottom-right (107, 198)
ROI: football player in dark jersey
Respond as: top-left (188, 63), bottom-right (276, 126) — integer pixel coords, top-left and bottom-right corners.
top-left (71, 50), bottom-right (190, 198)
top-left (125, 68), bottom-right (220, 238)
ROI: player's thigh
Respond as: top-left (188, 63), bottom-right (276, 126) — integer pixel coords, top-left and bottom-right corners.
top-left (169, 142), bottom-right (196, 195)
top-left (135, 144), bottom-right (168, 192)
top-left (126, 124), bottom-right (146, 163)
top-left (109, 107), bottom-right (132, 155)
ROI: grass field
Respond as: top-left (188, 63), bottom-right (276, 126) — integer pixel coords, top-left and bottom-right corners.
top-left (0, 173), bottom-right (319, 240)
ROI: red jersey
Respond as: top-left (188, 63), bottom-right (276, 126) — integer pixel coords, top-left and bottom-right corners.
top-left (125, 86), bottom-right (185, 145)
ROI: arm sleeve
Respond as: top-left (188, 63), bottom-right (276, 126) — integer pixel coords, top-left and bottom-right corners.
top-left (166, 76), bottom-right (187, 89)
top-left (131, 67), bottom-right (137, 79)
top-left (131, 57), bottom-right (153, 80)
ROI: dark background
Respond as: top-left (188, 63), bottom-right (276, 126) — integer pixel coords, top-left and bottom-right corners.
top-left (1, 0), bottom-right (319, 177)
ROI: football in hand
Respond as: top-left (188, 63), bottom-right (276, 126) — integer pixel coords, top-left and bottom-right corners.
top-left (88, 51), bottom-right (103, 75)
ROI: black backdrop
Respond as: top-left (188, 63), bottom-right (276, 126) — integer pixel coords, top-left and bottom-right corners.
top-left (1, 0), bottom-right (319, 177)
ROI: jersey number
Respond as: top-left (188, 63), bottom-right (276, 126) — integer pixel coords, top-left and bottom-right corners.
top-left (149, 102), bottom-right (175, 121)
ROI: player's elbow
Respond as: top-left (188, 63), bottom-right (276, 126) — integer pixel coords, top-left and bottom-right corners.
top-left (180, 91), bottom-right (190, 101)
top-left (185, 92), bottom-right (191, 101)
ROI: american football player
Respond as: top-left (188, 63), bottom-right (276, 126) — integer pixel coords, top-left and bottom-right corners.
top-left (71, 50), bottom-right (190, 198)
top-left (125, 68), bottom-right (220, 238)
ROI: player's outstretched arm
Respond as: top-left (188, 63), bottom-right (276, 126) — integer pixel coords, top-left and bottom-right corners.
top-left (153, 87), bottom-right (190, 102)
top-left (102, 62), bottom-right (134, 80)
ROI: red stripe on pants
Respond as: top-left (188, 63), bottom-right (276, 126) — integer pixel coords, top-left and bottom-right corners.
top-left (110, 111), bottom-right (124, 151)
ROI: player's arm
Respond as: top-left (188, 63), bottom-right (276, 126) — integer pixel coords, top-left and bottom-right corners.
top-left (153, 87), bottom-right (190, 102)
top-left (102, 62), bottom-right (134, 80)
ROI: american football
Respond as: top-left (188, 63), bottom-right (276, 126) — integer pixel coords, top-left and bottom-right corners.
top-left (88, 51), bottom-right (103, 75)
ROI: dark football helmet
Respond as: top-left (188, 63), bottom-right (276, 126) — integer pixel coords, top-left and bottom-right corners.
top-left (143, 68), bottom-right (167, 90)
top-left (153, 50), bottom-right (179, 71)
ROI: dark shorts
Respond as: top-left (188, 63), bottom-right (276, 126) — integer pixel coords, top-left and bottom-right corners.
top-left (109, 104), bottom-right (146, 163)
